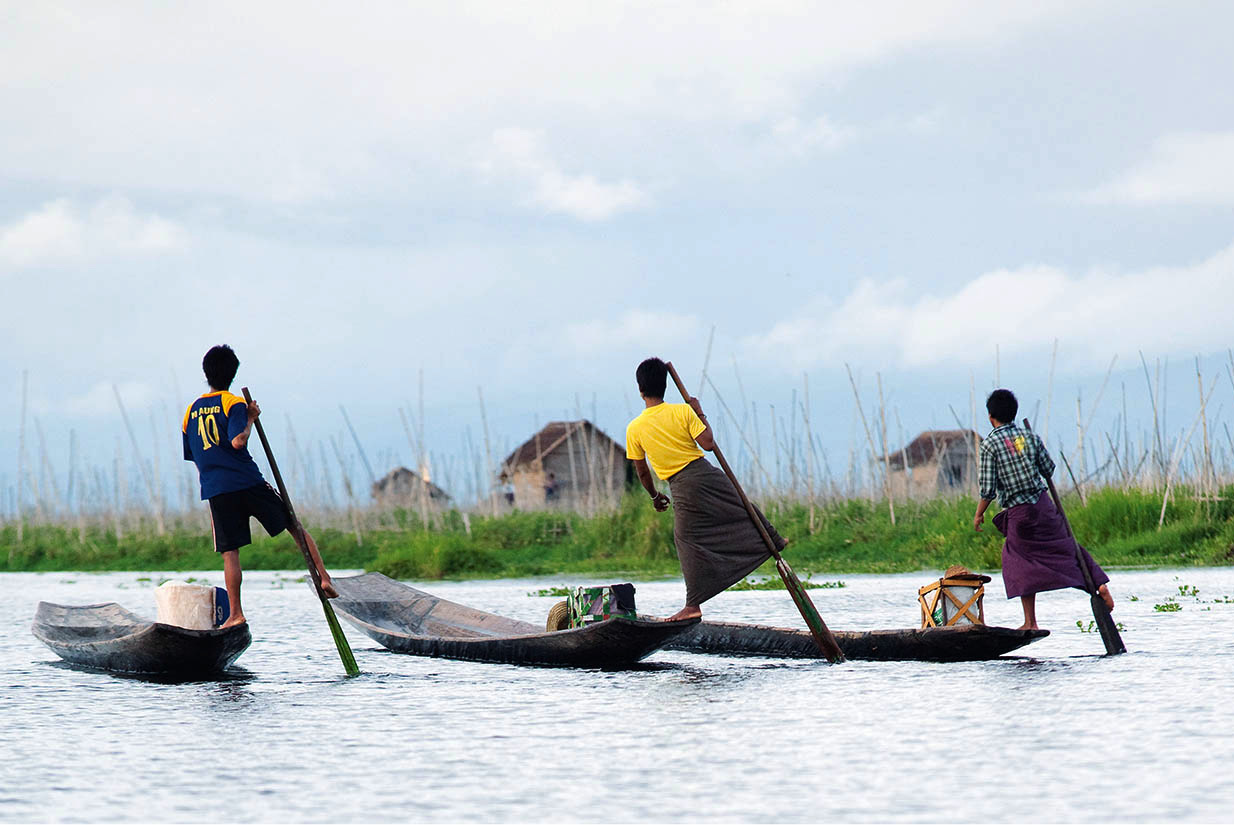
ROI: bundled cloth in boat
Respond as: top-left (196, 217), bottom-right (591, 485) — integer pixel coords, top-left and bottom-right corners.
top-left (994, 491), bottom-right (1109, 598)
top-left (668, 457), bottom-right (787, 605)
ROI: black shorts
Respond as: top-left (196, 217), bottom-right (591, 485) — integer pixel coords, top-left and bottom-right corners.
top-left (208, 483), bottom-right (289, 553)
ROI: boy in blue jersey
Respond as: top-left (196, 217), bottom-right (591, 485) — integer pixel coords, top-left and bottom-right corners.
top-left (183, 345), bottom-right (338, 628)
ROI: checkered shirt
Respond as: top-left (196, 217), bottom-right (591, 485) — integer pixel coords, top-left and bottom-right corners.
top-left (978, 423), bottom-right (1054, 508)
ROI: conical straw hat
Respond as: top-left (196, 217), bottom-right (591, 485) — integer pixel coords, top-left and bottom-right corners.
top-left (944, 564), bottom-right (992, 583)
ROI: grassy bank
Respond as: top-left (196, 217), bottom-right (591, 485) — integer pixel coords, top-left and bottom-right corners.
top-left (3, 486), bottom-right (1233, 577)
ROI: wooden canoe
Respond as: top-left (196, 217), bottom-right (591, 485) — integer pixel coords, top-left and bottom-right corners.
top-left (668, 621), bottom-right (1048, 662)
top-left (332, 572), bottom-right (699, 667)
top-left (32, 601), bottom-right (252, 676)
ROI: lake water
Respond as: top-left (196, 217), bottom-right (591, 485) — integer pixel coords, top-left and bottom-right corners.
top-left (3, 567), bottom-right (1233, 823)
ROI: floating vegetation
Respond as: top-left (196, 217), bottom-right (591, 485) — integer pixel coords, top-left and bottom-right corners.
top-left (1128, 595), bottom-right (1139, 602)
top-left (733, 577), bottom-right (846, 591)
top-left (1154, 601), bottom-right (1182, 612)
top-left (1077, 619), bottom-right (1127, 633)
top-left (1177, 583), bottom-right (1200, 598)
top-left (528, 586), bottom-right (571, 597)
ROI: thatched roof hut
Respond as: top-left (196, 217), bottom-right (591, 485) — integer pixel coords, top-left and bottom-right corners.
top-left (500, 420), bottom-right (630, 509)
top-left (371, 467), bottom-right (451, 506)
top-left (886, 429), bottom-right (980, 498)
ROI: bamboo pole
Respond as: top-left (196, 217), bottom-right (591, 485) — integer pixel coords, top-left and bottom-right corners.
top-left (701, 376), bottom-right (773, 491)
top-left (340, 404), bottom-right (377, 487)
top-left (895, 409), bottom-right (910, 501)
top-left (399, 407), bottom-right (429, 528)
top-left (877, 374), bottom-right (895, 525)
top-left (769, 404), bottom-right (780, 495)
top-left (788, 389), bottom-right (799, 495)
top-left (477, 387), bottom-right (497, 516)
top-left (845, 363), bottom-right (892, 523)
top-left (12, 370), bottom-right (26, 552)
top-left (574, 395), bottom-right (597, 513)
top-left (970, 373), bottom-right (979, 499)
top-left (1197, 358), bottom-right (1214, 507)
top-left (35, 418), bottom-right (63, 515)
top-left (70, 430), bottom-right (85, 545)
top-left (1075, 393), bottom-right (1086, 493)
top-left (318, 441), bottom-right (338, 510)
top-left (329, 435), bottom-right (363, 546)
top-left (1082, 355), bottom-right (1118, 438)
top-left (802, 373), bottom-right (816, 533)
top-left (112, 440), bottom-right (124, 542)
top-left (1139, 351), bottom-right (1164, 483)
top-left (696, 324), bottom-right (716, 403)
top-left (1161, 357), bottom-right (1170, 465)
top-left (1159, 376), bottom-right (1218, 529)
top-left (112, 385), bottom-right (165, 535)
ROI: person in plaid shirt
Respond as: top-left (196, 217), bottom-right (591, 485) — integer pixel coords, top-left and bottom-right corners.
top-left (973, 389), bottom-right (1113, 630)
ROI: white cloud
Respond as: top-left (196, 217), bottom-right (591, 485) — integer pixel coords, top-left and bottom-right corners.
top-left (1083, 131), bottom-right (1234, 205)
top-left (50, 380), bottom-right (160, 419)
top-left (770, 116), bottom-right (856, 154)
top-left (564, 310), bottom-right (701, 355)
top-left (0, 1), bottom-right (1095, 204)
top-left (741, 240), bottom-right (1234, 370)
top-left (0, 197), bottom-right (187, 268)
top-left (484, 128), bottom-right (650, 221)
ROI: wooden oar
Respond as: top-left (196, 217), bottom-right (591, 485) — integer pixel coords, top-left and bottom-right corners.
top-left (666, 362), bottom-right (845, 663)
top-left (242, 387), bottom-right (361, 676)
top-left (1023, 419), bottom-right (1125, 655)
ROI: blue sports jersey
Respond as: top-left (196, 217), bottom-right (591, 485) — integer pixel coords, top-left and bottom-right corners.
top-left (182, 391), bottom-right (265, 499)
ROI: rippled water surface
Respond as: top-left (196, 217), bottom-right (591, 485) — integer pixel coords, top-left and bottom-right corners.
top-left (3, 567), bottom-right (1233, 822)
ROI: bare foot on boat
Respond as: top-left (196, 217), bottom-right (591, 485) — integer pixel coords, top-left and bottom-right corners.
top-left (1098, 584), bottom-right (1114, 612)
top-left (1016, 622), bottom-right (1039, 631)
top-left (666, 605), bottom-right (702, 621)
top-left (220, 614), bottom-right (247, 629)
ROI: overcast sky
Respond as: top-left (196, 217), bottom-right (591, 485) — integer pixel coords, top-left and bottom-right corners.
top-left (2, 1), bottom-right (1232, 505)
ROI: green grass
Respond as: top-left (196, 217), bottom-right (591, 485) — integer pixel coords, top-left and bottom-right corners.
top-left (3, 485), bottom-right (1233, 578)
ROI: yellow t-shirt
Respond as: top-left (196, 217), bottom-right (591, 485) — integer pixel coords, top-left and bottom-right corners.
top-left (626, 403), bottom-right (707, 480)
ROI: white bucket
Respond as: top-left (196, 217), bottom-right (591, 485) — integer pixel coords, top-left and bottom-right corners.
top-left (154, 581), bottom-right (218, 630)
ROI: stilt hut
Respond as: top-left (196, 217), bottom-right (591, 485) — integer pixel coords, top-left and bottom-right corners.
top-left (500, 420), bottom-right (630, 510)
top-left (371, 467), bottom-right (451, 507)
top-left (886, 429), bottom-right (981, 499)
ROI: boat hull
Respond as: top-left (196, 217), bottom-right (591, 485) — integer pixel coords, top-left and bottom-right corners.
top-left (333, 573), bottom-right (698, 667)
top-left (669, 621), bottom-right (1049, 662)
top-left (33, 602), bottom-right (251, 676)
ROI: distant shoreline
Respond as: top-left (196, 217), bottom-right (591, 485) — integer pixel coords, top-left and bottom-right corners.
top-left (4, 486), bottom-right (1231, 576)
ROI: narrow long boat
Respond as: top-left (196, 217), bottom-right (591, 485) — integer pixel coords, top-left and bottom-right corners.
top-left (332, 573), bottom-right (698, 667)
top-left (668, 621), bottom-right (1049, 662)
top-left (32, 602), bottom-right (251, 676)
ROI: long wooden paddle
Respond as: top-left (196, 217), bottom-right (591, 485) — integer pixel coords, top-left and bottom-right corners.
top-left (242, 387), bottom-right (361, 676)
top-left (666, 362), bottom-right (845, 663)
top-left (1023, 419), bottom-right (1125, 655)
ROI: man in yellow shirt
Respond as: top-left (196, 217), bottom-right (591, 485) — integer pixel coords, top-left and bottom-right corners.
top-left (626, 357), bottom-right (787, 620)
